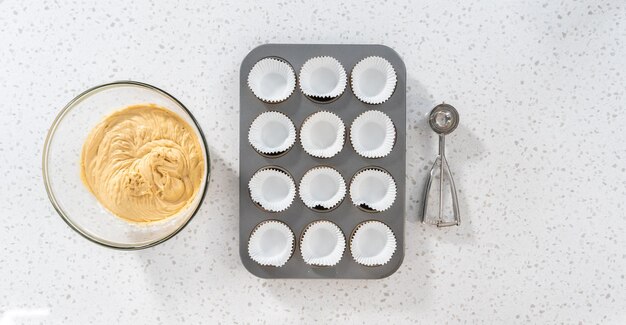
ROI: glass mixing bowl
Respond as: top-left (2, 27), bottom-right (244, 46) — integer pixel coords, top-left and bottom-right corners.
top-left (43, 81), bottom-right (210, 249)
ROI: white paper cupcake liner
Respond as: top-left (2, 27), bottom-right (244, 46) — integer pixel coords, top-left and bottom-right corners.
top-left (248, 220), bottom-right (295, 267)
top-left (248, 111), bottom-right (296, 155)
top-left (300, 111), bottom-right (345, 158)
top-left (350, 221), bottom-right (396, 266)
top-left (351, 56), bottom-right (397, 104)
top-left (299, 56), bottom-right (347, 99)
top-left (350, 110), bottom-right (396, 158)
top-left (299, 167), bottom-right (346, 210)
top-left (247, 58), bottom-right (296, 103)
top-left (300, 220), bottom-right (346, 266)
top-left (349, 168), bottom-right (397, 212)
top-left (248, 168), bottom-right (296, 212)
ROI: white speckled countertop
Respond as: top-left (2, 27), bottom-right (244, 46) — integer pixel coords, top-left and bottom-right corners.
top-left (1, 0), bottom-right (625, 324)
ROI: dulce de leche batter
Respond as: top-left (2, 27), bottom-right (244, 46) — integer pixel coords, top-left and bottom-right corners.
top-left (80, 104), bottom-right (205, 223)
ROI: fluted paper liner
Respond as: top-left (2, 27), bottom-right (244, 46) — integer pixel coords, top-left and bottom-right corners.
top-left (248, 168), bottom-right (296, 212)
top-left (300, 220), bottom-right (345, 266)
top-left (351, 56), bottom-right (397, 105)
top-left (248, 220), bottom-right (295, 267)
top-left (247, 58), bottom-right (296, 103)
top-left (300, 111), bottom-right (345, 158)
top-left (350, 110), bottom-right (396, 158)
top-left (350, 221), bottom-right (396, 266)
top-left (299, 56), bottom-right (347, 99)
top-left (248, 111), bottom-right (296, 155)
top-left (349, 168), bottom-right (397, 212)
top-left (299, 166), bottom-right (346, 210)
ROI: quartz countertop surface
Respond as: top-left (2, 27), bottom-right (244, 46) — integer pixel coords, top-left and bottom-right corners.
top-left (1, 0), bottom-right (625, 324)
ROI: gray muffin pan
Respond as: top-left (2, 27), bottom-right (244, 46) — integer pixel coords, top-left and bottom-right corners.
top-left (239, 44), bottom-right (406, 279)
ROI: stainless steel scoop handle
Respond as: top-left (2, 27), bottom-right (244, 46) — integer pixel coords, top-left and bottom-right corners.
top-left (422, 134), bottom-right (460, 227)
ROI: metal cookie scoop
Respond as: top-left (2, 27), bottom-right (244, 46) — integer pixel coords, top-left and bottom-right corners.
top-left (422, 103), bottom-right (461, 227)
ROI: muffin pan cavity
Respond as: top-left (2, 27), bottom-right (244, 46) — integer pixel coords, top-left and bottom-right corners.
top-left (247, 57), bottom-right (296, 103)
top-left (248, 167), bottom-right (296, 213)
top-left (350, 110), bottom-right (396, 158)
top-left (299, 166), bottom-right (346, 211)
top-left (349, 167), bottom-right (397, 212)
top-left (248, 220), bottom-right (295, 267)
top-left (299, 56), bottom-right (347, 102)
top-left (248, 111), bottom-right (296, 157)
top-left (300, 220), bottom-right (346, 267)
top-left (350, 220), bottom-right (397, 266)
top-left (351, 56), bottom-right (397, 105)
top-left (300, 111), bottom-right (345, 158)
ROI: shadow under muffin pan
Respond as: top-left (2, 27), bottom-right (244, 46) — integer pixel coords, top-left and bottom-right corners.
top-left (240, 44), bottom-right (405, 279)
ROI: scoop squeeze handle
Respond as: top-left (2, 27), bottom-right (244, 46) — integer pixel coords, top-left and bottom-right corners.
top-left (422, 134), bottom-right (461, 227)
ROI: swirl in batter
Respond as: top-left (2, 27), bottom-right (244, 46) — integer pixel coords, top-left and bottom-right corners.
top-left (80, 104), bottom-right (205, 223)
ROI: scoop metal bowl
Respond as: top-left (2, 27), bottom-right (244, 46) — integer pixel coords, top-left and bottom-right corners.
top-left (429, 104), bottom-right (459, 135)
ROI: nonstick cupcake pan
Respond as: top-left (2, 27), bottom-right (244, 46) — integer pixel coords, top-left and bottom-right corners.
top-left (239, 44), bottom-right (405, 279)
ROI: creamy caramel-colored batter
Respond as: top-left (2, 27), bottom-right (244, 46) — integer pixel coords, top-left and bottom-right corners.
top-left (80, 104), bottom-right (205, 223)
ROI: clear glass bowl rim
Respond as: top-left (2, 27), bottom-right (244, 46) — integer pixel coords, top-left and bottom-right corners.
top-left (42, 80), bottom-right (211, 250)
